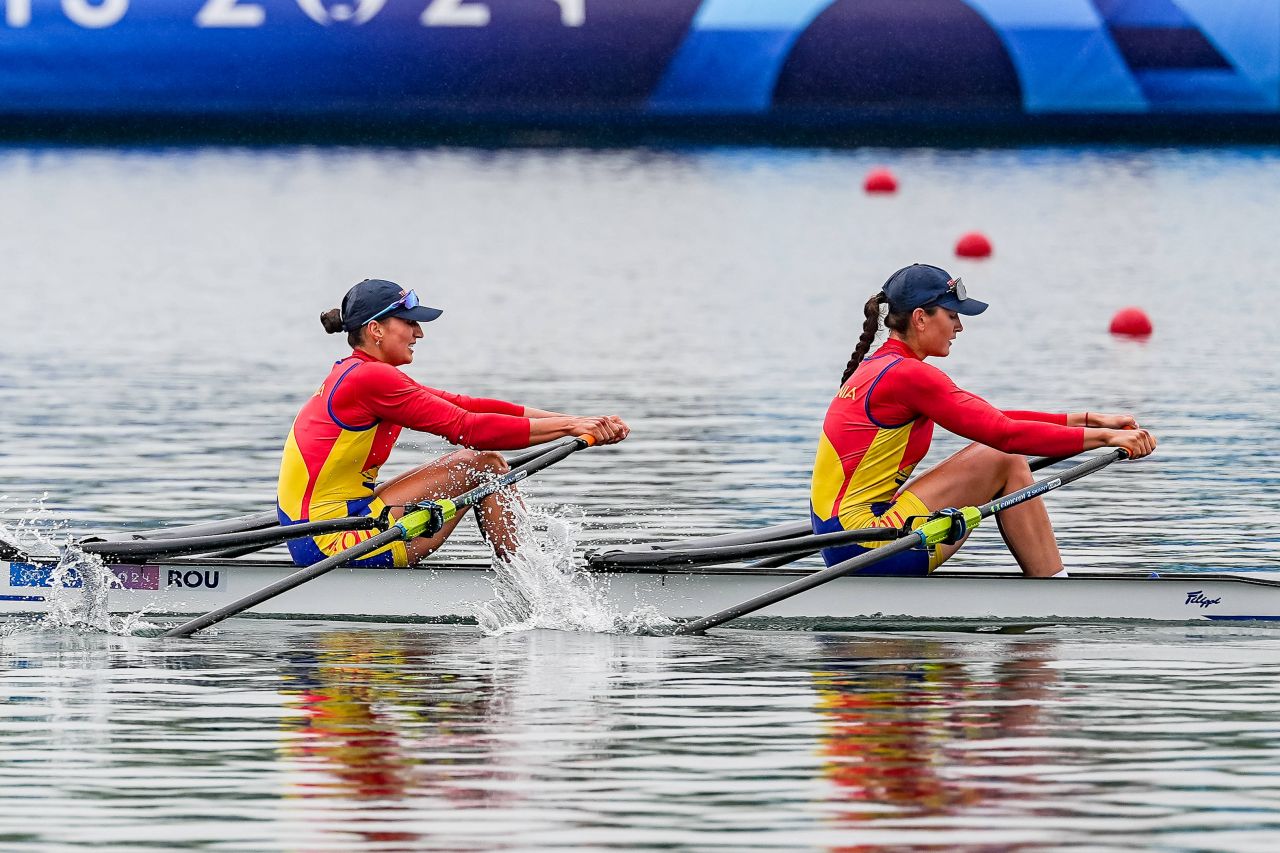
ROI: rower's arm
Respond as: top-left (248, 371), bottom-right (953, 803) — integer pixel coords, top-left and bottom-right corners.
top-left (893, 363), bottom-right (1084, 456)
top-left (522, 406), bottom-right (570, 418)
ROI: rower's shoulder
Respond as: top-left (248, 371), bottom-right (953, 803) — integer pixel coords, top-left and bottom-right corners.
top-left (876, 352), bottom-right (952, 392)
top-left (340, 358), bottom-right (416, 391)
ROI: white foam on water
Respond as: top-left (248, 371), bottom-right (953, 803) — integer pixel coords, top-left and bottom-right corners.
top-left (473, 500), bottom-right (673, 637)
top-left (1, 497), bottom-right (156, 637)
top-left (39, 546), bottom-right (157, 636)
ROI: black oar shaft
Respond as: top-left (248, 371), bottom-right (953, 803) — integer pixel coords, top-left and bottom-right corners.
top-left (503, 436), bottom-right (579, 470)
top-left (673, 536), bottom-right (923, 635)
top-left (978, 449), bottom-right (1124, 515)
top-left (81, 516), bottom-right (380, 561)
top-left (160, 527), bottom-right (405, 638)
top-left (674, 449), bottom-right (1126, 635)
top-left (591, 526), bottom-right (903, 569)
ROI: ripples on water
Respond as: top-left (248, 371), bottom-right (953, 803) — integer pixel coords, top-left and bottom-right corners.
top-left (5, 625), bottom-right (1280, 849)
top-left (2, 145), bottom-right (1280, 847)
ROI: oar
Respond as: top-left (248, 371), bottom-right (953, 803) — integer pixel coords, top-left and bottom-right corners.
top-left (503, 436), bottom-right (579, 469)
top-left (589, 526), bottom-right (905, 568)
top-left (673, 449), bottom-right (1128, 635)
top-left (745, 451), bottom-right (1082, 570)
top-left (161, 435), bottom-right (598, 638)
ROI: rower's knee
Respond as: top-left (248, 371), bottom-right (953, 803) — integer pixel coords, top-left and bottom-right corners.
top-left (476, 450), bottom-right (509, 473)
top-left (455, 449), bottom-right (509, 475)
top-left (967, 443), bottom-right (1031, 486)
top-left (1002, 451), bottom-right (1033, 485)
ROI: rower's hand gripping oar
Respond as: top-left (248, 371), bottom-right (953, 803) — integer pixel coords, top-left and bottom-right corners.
top-left (161, 435), bottom-right (598, 639)
top-left (673, 448), bottom-right (1129, 635)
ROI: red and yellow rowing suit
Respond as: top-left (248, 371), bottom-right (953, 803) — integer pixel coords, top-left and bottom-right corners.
top-left (277, 350), bottom-right (531, 567)
top-left (810, 338), bottom-right (1084, 575)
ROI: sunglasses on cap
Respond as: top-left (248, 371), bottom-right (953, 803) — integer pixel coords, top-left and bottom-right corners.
top-left (361, 289), bottom-right (420, 326)
top-left (922, 276), bottom-right (967, 308)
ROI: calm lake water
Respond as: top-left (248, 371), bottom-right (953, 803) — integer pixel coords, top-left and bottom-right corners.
top-left (2, 144), bottom-right (1280, 849)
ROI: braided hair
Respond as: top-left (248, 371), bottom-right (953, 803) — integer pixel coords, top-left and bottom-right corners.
top-left (838, 294), bottom-right (936, 386)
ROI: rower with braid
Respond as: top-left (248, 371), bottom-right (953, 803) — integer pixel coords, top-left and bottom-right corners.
top-left (810, 264), bottom-right (1155, 577)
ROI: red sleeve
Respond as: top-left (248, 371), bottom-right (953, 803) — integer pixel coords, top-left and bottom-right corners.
top-left (338, 363), bottom-right (531, 450)
top-left (1002, 410), bottom-right (1069, 425)
top-left (421, 387), bottom-right (524, 416)
top-left (875, 360), bottom-right (1084, 456)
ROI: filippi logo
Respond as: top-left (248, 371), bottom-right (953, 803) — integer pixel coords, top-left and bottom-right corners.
top-left (295, 0), bottom-right (387, 25)
top-left (1185, 590), bottom-right (1222, 609)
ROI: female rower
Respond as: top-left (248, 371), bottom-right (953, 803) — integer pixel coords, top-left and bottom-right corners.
top-left (277, 278), bottom-right (629, 568)
top-left (811, 263), bottom-right (1155, 577)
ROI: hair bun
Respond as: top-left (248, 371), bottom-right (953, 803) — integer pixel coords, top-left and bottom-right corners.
top-left (320, 308), bottom-right (345, 334)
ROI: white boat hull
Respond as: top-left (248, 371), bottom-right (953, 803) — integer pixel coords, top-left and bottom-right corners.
top-left (5, 557), bottom-right (1280, 627)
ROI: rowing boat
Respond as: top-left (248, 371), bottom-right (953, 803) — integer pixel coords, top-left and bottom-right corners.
top-left (2, 451), bottom-right (1265, 631)
top-left (4, 555), bottom-right (1279, 627)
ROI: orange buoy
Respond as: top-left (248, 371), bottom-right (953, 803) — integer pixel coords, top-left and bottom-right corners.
top-left (1109, 307), bottom-right (1153, 338)
top-left (955, 231), bottom-right (992, 258)
top-left (863, 167), bottom-right (897, 194)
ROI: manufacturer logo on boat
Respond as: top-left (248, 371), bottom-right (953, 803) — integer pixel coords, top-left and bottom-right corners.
top-left (1185, 590), bottom-right (1222, 608)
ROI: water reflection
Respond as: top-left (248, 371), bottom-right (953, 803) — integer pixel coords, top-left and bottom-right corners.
top-left (6, 625), bottom-right (1280, 847)
top-left (813, 636), bottom-right (1058, 822)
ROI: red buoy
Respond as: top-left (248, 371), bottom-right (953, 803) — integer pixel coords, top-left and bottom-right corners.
top-left (955, 231), bottom-right (992, 258)
top-left (863, 167), bottom-right (898, 194)
top-left (1109, 307), bottom-right (1153, 338)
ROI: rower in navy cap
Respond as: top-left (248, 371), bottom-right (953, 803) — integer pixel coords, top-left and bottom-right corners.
top-left (810, 263), bottom-right (1155, 578)
top-left (277, 278), bottom-right (629, 568)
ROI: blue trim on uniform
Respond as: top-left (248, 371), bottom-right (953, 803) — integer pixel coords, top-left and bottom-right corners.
top-left (346, 495), bottom-right (376, 517)
top-left (326, 359), bottom-right (377, 433)
top-left (810, 505), bottom-right (930, 577)
top-left (864, 357), bottom-right (916, 430)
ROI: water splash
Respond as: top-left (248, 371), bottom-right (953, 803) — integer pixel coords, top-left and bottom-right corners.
top-left (0, 492), bottom-right (64, 561)
top-left (38, 546), bottom-right (156, 636)
top-left (473, 501), bottom-right (673, 637)
top-left (2, 497), bottom-right (155, 637)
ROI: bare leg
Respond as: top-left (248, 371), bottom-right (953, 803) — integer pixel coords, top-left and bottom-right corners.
top-left (904, 443), bottom-right (1064, 577)
top-left (373, 450), bottom-right (523, 564)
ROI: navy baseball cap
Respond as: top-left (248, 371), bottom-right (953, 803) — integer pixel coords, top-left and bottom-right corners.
top-left (341, 279), bottom-right (443, 332)
top-left (882, 264), bottom-right (989, 316)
